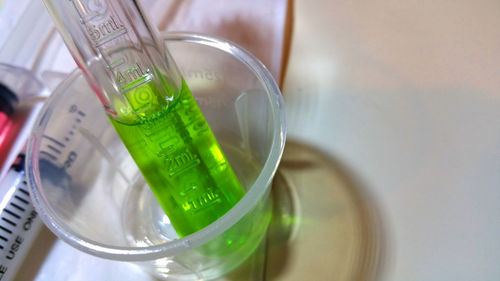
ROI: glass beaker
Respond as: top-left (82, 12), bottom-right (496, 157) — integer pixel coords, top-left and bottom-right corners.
top-left (27, 33), bottom-right (286, 280)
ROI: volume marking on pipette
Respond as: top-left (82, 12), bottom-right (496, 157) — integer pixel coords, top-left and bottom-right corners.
top-left (166, 150), bottom-right (201, 177)
top-left (109, 58), bottom-right (125, 69)
top-left (117, 63), bottom-right (152, 91)
top-left (86, 15), bottom-right (127, 47)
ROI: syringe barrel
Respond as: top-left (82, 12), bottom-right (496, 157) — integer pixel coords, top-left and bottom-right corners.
top-left (41, 0), bottom-right (182, 121)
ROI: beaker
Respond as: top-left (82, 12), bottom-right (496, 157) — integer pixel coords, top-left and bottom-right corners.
top-left (27, 33), bottom-right (286, 280)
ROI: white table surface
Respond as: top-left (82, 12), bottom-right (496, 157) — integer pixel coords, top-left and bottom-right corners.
top-left (282, 1), bottom-right (500, 280)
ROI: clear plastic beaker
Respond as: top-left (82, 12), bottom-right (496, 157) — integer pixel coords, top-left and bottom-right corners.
top-left (27, 33), bottom-right (286, 280)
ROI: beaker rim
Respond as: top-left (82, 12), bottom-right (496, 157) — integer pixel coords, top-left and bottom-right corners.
top-left (26, 32), bottom-right (287, 261)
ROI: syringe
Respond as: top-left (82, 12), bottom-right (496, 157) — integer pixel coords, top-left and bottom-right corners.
top-left (0, 155), bottom-right (43, 281)
top-left (41, 0), bottom-right (245, 237)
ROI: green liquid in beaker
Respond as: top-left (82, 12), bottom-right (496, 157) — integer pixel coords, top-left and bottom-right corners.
top-left (109, 79), bottom-right (245, 237)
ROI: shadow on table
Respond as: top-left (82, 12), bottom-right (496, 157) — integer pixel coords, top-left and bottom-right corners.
top-left (262, 140), bottom-right (386, 281)
top-left (14, 226), bottom-right (57, 281)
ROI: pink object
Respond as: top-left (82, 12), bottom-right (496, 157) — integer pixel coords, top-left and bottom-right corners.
top-left (0, 85), bottom-right (19, 173)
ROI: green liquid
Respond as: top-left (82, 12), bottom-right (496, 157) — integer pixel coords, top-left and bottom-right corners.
top-left (109, 79), bottom-right (245, 237)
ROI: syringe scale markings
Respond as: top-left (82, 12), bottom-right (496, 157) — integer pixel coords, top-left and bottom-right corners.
top-left (1, 219), bottom-right (16, 227)
top-left (8, 204), bottom-right (24, 213)
top-left (0, 170), bottom-right (43, 281)
top-left (0, 227), bottom-right (12, 235)
top-left (13, 196), bottom-right (28, 205)
top-left (4, 210), bottom-right (20, 220)
top-left (18, 189), bottom-right (28, 196)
